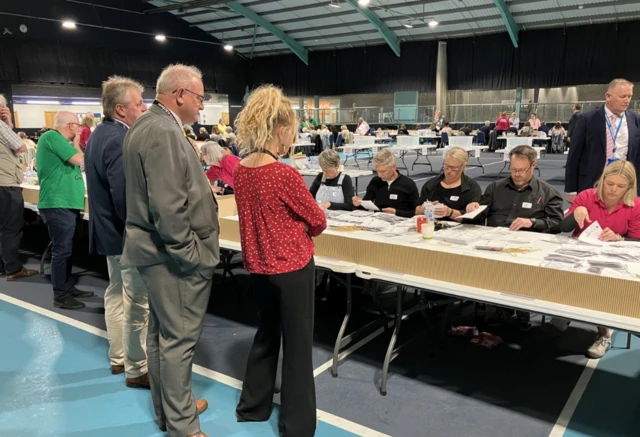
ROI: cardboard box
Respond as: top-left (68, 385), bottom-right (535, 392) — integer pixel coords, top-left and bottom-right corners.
top-left (22, 187), bottom-right (90, 215)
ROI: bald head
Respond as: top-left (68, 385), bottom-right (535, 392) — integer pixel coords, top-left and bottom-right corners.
top-left (54, 111), bottom-right (80, 140)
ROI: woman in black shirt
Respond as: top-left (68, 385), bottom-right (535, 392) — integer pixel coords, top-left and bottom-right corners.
top-left (415, 146), bottom-right (482, 220)
top-left (397, 124), bottom-right (409, 135)
top-left (309, 149), bottom-right (354, 211)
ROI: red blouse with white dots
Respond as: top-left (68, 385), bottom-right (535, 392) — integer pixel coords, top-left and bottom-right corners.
top-left (233, 161), bottom-right (327, 275)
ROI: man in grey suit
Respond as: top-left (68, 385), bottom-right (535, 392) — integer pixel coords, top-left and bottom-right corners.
top-left (122, 64), bottom-right (219, 437)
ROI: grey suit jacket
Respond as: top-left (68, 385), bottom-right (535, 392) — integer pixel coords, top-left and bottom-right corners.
top-left (121, 103), bottom-right (220, 273)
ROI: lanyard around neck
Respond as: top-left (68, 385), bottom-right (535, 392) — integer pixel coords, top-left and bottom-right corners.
top-left (154, 101), bottom-right (181, 129)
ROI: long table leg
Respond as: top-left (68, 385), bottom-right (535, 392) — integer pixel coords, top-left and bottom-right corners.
top-left (380, 285), bottom-right (404, 396)
top-left (497, 161), bottom-right (508, 178)
top-left (332, 274), bottom-right (352, 377)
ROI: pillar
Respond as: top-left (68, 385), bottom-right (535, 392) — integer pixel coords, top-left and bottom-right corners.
top-left (436, 41), bottom-right (448, 119)
top-left (314, 95), bottom-right (320, 124)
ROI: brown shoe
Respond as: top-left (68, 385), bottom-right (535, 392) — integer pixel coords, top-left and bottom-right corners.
top-left (159, 399), bottom-right (208, 432)
top-left (126, 373), bottom-right (150, 389)
top-left (110, 365), bottom-right (124, 375)
top-left (6, 268), bottom-right (38, 281)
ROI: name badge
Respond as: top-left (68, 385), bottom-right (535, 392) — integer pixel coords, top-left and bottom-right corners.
top-left (450, 196), bottom-right (460, 201)
top-left (390, 194), bottom-right (398, 200)
top-left (522, 202), bottom-right (532, 209)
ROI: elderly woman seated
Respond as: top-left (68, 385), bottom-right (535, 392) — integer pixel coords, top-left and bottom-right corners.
top-left (551, 160), bottom-right (640, 359)
top-left (353, 148), bottom-right (418, 217)
top-left (309, 149), bottom-right (354, 211)
top-left (201, 141), bottom-right (240, 194)
top-left (415, 147), bottom-right (481, 220)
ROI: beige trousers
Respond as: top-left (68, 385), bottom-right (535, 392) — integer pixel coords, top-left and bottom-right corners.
top-left (105, 255), bottom-right (149, 378)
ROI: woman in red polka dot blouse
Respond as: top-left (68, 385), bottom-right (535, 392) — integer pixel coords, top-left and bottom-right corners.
top-left (232, 85), bottom-right (326, 437)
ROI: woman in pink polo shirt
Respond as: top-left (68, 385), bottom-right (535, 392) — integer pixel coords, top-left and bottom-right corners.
top-left (202, 141), bottom-right (240, 194)
top-left (554, 160), bottom-right (640, 359)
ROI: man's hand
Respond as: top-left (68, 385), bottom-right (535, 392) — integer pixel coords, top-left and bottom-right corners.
top-left (566, 193), bottom-right (576, 204)
top-left (73, 132), bottom-right (81, 150)
top-left (573, 206), bottom-right (591, 228)
top-left (509, 218), bottom-right (533, 231)
top-left (382, 207), bottom-right (396, 215)
top-left (352, 196), bottom-right (362, 207)
top-left (0, 107), bottom-right (13, 128)
top-left (466, 202), bottom-right (480, 213)
top-left (211, 186), bottom-right (223, 194)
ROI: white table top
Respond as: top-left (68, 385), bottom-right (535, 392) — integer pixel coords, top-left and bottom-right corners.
top-left (440, 145), bottom-right (489, 152)
top-left (298, 169), bottom-right (373, 178)
top-left (338, 144), bottom-right (390, 151)
top-left (392, 145), bottom-right (437, 151)
top-left (497, 136), bottom-right (550, 141)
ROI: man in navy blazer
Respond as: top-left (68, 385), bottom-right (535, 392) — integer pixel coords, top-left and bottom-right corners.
top-left (84, 75), bottom-right (150, 388)
top-left (565, 79), bottom-right (640, 202)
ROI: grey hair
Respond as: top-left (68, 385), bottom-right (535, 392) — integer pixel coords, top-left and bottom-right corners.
top-left (509, 145), bottom-right (537, 165)
top-left (318, 149), bottom-right (340, 170)
top-left (201, 141), bottom-right (226, 165)
top-left (0, 94), bottom-right (6, 107)
top-left (225, 126), bottom-right (233, 133)
top-left (373, 148), bottom-right (395, 167)
top-left (608, 78), bottom-right (634, 92)
top-left (53, 111), bottom-right (78, 128)
top-left (226, 133), bottom-right (236, 143)
top-left (210, 134), bottom-right (222, 142)
top-left (156, 64), bottom-right (203, 95)
top-left (102, 75), bottom-right (144, 118)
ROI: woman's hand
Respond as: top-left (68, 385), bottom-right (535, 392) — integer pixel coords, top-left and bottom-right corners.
top-left (352, 196), bottom-right (362, 207)
top-left (211, 186), bottom-right (223, 194)
top-left (600, 227), bottom-right (623, 242)
top-left (466, 202), bottom-right (480, 213)
top-left (574, 206), bottom-right (591, 228)
top-left (320, 201), bottom-right (331, 209)
top-left (382, 208), bottom-right (396, 215)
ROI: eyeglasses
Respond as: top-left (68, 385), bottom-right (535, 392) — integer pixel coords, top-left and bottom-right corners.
top-left (511, 165), bottom-right (532, 174)
top-left (68, 122), bottom-right (82, 128)
top-left (173, 88), bottom-right (205, 105)
top-left (443, 164), bottom-right (462, 171)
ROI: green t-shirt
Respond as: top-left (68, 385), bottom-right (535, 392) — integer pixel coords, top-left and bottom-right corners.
top-left (36, 130), bottom-right (85, 210)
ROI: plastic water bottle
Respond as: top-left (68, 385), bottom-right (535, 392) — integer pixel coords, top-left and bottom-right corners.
top-left (422, 202), bottom-right (435, 239)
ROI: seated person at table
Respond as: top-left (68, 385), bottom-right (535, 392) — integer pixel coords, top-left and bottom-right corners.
top-left (201, 141), bottom-right (240, 194)
top-left (518, 121), bottom-right (533, 137)
top-left (397, 124), bottom-right (409, 135)
top-left (465, 145), bottom-right (564, 330)
top-left (353, 149), bottom-right (418, 218)
top-left (415, 147), bottom-right (481, 220)
top-left (458, 124), bottom-right (471, 136)
top-left (309, 149), bottom-right (354, 211)
top-left (552, 160), bottom-right (640, 358)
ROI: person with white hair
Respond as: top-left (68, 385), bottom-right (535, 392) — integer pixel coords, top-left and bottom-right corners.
top-left (37, 111), bottom-right (94, 309)
top-left (122, 64), bottom-right (219, 437)
top-left (353, 148), bottom-right (419, 217)
top-left (0, 94), bottom-right (38, 282)
top-left (201, 141), bottom-right (239, 194)
top-left (84, 75), bottom-right (150, 388)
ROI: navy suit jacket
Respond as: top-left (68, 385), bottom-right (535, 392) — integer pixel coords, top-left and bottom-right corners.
top-left (565, 106), bottom-right (640, 194)
top-left (85, 118), bottom-right (128, 256)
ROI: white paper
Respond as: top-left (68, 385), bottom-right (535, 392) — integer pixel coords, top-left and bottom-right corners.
top-left (459, 205), bottom-right (487, 219)
top-left (350, 210), bottom-right (375, 217)
top-left (361, 200), bottom-right (380, 211)
top-left (578, 221), bottom-right (604, 246)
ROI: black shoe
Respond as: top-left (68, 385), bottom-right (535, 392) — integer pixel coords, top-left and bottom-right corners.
top-left (70, 288), bottom-right (95, 298)
top-left (486, 310), bottom-right (506, 327)
top-left (517, 314), bottom-right (532, 332)
top-left (54, 295), bottom-right (85, 310)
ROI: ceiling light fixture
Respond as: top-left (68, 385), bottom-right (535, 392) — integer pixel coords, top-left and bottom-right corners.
top-left (224, 44), bottom-right (234, 51)
top-left (62, 21), bottom-right (76, 29)
top-left (428, 19), bottom-right (439, 27)
top-left (329, 0), bottom-right (341, 7)
top-left (404, 21), bottom-right (413, 29)
top-left (155, 34), bottom-right (166, 42)
top-left (71, 101), bottom-right (101, 106)
top-left (578, 4), bottom-right (584, 8)
top-left (26, 100), bottom-right (61, 105)
top-left (358, 0), bottom-right (370, 6)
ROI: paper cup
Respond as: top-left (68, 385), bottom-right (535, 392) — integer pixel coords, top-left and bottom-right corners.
top-left (422, 223), bottom-right (435, 239)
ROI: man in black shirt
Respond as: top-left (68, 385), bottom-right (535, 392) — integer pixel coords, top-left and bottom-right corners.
top-left (465, 145), bottom-right (564, 330)
top-left (353, 149), bottom-right (418, 218)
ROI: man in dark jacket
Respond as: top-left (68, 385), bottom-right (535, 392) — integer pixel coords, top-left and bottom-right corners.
top-left (84, 75), bottom-right (150, 388)
top-left (566, 103), bottom-right (581, 142)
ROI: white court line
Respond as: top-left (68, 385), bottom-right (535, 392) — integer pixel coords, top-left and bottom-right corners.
top-left (547, 358), bottom-right (599, 437)
top-left (0, 292), bottom-right (391, 437)
top-left (313, 321), bottom-right (394, 377)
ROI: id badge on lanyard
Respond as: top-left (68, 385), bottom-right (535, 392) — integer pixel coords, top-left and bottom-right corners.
top-left (606, 114), bottom-right (623, 166)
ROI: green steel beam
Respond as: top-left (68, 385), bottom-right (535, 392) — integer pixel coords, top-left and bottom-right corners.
top-left (344, 0), bottom-right (400, 57)
top-left (492, 0), bottom-right (519, 47)
top-left (226, 2), bottom-right (308, 64)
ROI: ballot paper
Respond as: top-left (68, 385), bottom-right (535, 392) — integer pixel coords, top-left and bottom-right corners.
top-left (473, 240), bottom-right (508, 251)
top-left (350, 210), bottom-right (375, 217)
top-left (578, 221), bottom-right (604, 246)
top-left (361, 200), bottom-right (380, 211)
top-left (458, 205), bottom-right (487, 220)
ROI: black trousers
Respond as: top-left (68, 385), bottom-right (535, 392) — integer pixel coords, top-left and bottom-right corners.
top-left (0, 187), bottom-right (25, 275)
top-left (237, 259), bottom-right (316, 437)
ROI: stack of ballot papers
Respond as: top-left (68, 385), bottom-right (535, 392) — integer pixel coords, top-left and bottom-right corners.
top-left (588, 258), bottom-right (627, 270)
top-left (473, 240), bottom-right (508, 251)
top-left (544, 253), bottom-right (583, 264)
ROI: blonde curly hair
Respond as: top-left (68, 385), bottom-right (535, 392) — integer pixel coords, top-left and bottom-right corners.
top-left (234, 85), bottom-right (297, 156)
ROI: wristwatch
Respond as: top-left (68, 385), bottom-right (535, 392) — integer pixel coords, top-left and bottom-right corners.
top-left (530, 218), bottom-right (537, 227)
